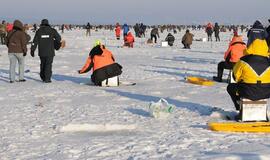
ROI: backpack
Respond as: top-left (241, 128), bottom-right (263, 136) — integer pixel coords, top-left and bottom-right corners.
top-left (54, 39), bottom-right (61, 50)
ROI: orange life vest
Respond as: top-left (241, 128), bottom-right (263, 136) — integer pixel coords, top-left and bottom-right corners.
top-left (224, 36), bottom-right (246, 63)
top-left (79, 46), bottom-right (115, 73)
top-left (92, 48), bottom-right (115, 71)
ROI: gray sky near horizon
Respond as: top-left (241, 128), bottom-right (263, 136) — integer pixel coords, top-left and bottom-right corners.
top-left (0, 0), bottom-right (269, 25)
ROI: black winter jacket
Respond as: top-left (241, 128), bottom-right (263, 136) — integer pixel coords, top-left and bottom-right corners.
top-left (31, 24), bottom-right (61, 57)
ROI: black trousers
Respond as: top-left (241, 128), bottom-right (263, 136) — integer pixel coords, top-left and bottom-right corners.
top-left (215, 34), bottom-right (220, 41)
top-left (207, 34), bottom-right (212, 41)
top-left (182, 41), bottom-right (190, 49)
top-left (227, 83), bottom-right (240, 110)
top-left (0, 33), bottom-right (6, 45)
top-left (216, 61), bottom-right (235, 79)
top-left (151, 34), bottom-right (157, 43)
top-left (40, 56), bottom-right (54, 81)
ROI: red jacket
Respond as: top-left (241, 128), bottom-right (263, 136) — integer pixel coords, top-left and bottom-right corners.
top-left (115, 25), bottom-right (121, 37)
top-left (124, 32), bottom-right (134, 44)
top-left (6, 23), bottom-right (13, 32)
top-left (224, 36), bottom-right (246, 63)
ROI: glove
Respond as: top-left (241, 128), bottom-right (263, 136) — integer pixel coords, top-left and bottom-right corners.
top-left (23, 52), bottom-right (27, 57)
top-left (30, 50), bottom-right (35, 57)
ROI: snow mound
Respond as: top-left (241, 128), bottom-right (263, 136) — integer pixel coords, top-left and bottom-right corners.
top-left (60, 124), bottom-right (137, 132)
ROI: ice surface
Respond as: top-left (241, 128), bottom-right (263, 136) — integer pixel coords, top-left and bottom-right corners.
top-left (0, 28), bottom-right (269, 160)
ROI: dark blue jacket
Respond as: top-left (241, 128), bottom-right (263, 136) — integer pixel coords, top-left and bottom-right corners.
top-left (123, 24), bottom-right (129, 34)
top-left (247, 20), bottom-right (268, 47)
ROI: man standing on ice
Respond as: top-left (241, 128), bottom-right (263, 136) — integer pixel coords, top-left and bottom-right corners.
top-left (150, 27), bottom-right (159, 43)
top-left (30, 19), bottom-right (61, 83)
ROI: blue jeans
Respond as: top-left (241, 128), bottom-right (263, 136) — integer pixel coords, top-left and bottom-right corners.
top-left (8, 53), bottom-right (25, 81)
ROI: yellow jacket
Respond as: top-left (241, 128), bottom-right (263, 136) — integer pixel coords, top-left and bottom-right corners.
top-left (233, 39), bottom-right (270, 84)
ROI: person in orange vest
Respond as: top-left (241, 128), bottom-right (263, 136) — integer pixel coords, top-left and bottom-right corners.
top-left (78, 40), bottom-right (122, 86)
top-left (213, 33), bottom-right (246, 82)
top-left (115, 23), bottom-right (121, 40)
top-left (123, 31), bottom-right (135, 48)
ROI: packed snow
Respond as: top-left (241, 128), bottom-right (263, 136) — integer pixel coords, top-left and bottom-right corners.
top-left (1, 28), bottom-right (270, 160)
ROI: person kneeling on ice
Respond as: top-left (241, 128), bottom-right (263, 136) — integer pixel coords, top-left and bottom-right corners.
top-left (78, 41), bottom-right (122, 86)
top-left (123, 31), bottom-right (135, 48)
top-left (181, 29), bottom-right (194, 49)
top-left (165, 33), bottom-right (175, 46)
top-left (227, 20), bottom-right (270, 112)
top-left (213, 33), bottom-right (246, 82)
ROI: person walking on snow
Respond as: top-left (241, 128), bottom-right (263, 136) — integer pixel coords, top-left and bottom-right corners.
top-left (214, 22), bottom-right (220, 42)
top-left (206, 23), bottom-right (213, 41)
top-left (150, 27), bottom-right (159, 43)
top-left (6, 20), bottom-right (28, 83)
top-left (31, 19), bottom-right (61, 83)
top-left (86, 22), bottom-right (91, 36)
top-left (115, 23), bottom-right (121, 40)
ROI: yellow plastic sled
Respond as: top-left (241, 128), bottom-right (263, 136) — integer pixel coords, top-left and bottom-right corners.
top-left (186, 76), bottom-right (215, 86)
top-left (208, 122), bottom-right (270, 133)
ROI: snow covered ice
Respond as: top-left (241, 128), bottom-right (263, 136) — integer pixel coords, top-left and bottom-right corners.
top-left (1, 28), bottom-right (270, 160)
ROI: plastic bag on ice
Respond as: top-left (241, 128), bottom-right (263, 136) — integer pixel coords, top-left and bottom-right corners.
top-left (148, 98), bottom-right (175, 119)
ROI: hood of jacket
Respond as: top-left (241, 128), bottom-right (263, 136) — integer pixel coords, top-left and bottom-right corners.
top-left (41, 19), bottom-right (50, 26)
top-left (247, 20), bottom-right (269, 48)
top-left (230, 36), bottom-right (244, 44)
top-left (13, 20), bottom-right (23, 30)
top-left (245, 20), bottom-right (269, 57)
top-left (127, 31), bottom-right (132, 36)
top-left (252, 20), bottom-right (264, 29)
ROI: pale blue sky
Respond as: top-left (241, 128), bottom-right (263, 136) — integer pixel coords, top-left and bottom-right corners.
top-left (0, 0), bottom-right (269, 25)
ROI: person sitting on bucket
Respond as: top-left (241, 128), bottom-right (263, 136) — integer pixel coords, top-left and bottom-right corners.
top-left (213, 32), bottom-right (246, 82)
top-left (123, 31), bottom-right (135, 48)
top-left (227, 20), bottom-right (270, 113)
top-left (78, 40), bottom-right (122, 86)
